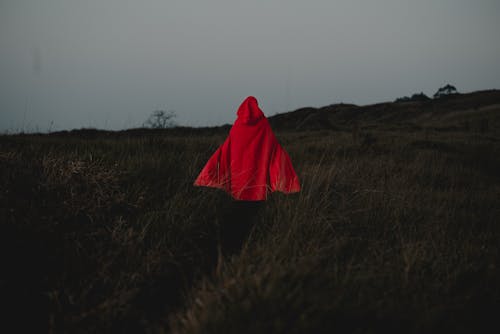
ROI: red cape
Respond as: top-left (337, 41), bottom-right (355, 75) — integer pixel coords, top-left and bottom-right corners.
top-left (194, 96), bottom-right (300, 201)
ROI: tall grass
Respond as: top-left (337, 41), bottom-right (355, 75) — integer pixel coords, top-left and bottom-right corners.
top-left (1, 122), bottom-right (499, 333)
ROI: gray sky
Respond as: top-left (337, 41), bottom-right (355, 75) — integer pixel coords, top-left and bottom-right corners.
top-left (1, 0), bottom-right (499, 132)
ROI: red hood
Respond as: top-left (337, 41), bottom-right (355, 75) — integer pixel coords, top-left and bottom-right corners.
top-left (236, 96), bottom-right (265, 125)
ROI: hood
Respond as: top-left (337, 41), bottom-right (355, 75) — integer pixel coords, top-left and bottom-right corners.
top-left (236, 96), bottom-right (265, 125)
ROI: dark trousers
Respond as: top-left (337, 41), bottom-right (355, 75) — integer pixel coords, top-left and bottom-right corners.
top-left (217, 200), bottom-right (264, 257)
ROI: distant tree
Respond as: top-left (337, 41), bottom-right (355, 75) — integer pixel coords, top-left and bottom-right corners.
top-left (143, 110), bottom-right (176, 129)
top-left (433, 84), bottom-right (458, 99)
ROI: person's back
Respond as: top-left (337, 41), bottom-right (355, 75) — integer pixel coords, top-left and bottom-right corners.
top-left (194, 96), bottom-right (300, 200)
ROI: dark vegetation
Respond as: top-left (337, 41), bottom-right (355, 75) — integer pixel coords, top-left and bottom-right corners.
top-left (1, 90), bottom-right (500, 333)
top-left (434, 84), bottom-right (459, 99)
top-left (395, 92), bottom-right (431, 103)
top-left (143, 110), bottom-right (177, 129)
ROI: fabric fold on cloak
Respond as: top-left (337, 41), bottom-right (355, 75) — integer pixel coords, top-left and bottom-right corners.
top-left (194, 96), bottom-right (300, 201)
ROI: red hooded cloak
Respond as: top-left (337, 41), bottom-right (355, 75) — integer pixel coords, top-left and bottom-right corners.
top-left (194, 96), bottom-right (300, 201)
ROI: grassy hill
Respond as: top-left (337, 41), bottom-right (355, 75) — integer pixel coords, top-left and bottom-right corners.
top-left (1, 90), bottom-right (499, 333)
top-left (268, 89), bottom-right (500, 131)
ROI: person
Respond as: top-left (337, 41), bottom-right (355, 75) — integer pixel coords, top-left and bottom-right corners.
top-left (194, 96), bottom-right (300, 256)
top-left (194, 96), bottom-right (300, 200)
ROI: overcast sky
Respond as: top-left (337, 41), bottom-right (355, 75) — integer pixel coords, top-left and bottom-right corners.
top-left (1, 0), bottom-right (499, 132)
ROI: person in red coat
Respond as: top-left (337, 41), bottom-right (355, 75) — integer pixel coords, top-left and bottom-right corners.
top-left (194, 96), bottom-right (300, 256)
top-left (194, 96), bottom-right (300, 201)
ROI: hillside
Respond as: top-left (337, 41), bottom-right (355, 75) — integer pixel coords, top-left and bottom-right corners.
top-left (268, 89), bottom-right (500, 131)
top-left (41, 89), bottom-right (500, 137)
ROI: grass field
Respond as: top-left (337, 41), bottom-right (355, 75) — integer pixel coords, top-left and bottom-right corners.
top-left (1, 92), bottom-right (499, 333)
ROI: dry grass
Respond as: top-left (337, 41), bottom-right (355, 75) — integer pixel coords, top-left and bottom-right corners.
top-left (1, 114), bottom-right (499, 333)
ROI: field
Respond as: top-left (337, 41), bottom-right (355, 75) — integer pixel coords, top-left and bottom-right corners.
top-left (1, 91), bottom-right (500, 333)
